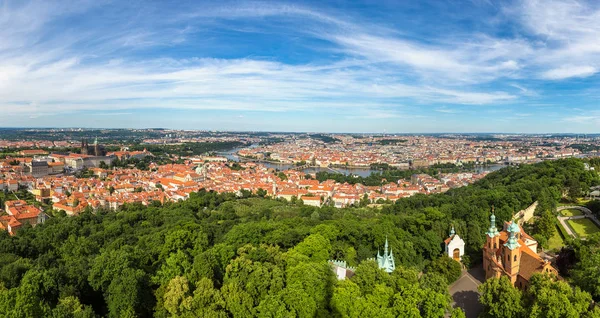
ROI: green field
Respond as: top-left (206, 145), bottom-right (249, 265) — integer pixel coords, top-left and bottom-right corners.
top-left (547, 225), bottom-right (565, 250)
top-left (558, 199), bottom-right (591, 206)
top-left (567, 218), bottom-right (600, 238)
top-left (560, 209), bottom-right (584, 217)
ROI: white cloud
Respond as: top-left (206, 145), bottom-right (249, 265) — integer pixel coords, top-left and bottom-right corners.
top-left (513, 0), bottom-right (600, 79)
top-left (1, 0), bottom-right (599, 122)
top-left (541, 65), bottom-right (597, 80)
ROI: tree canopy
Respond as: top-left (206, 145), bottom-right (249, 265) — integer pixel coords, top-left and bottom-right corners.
top-left (0, 158), bottom-right (598, 317)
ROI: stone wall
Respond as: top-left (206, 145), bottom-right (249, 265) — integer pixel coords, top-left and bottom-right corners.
top-left (517, 201), bottom-right (538, 224)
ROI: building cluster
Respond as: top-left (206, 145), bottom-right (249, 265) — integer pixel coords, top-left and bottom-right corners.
top-left (140, 131), bottom-right (262, 145)
top-left (0, 154), bottom-right (491, 236)
top-left (0, 140), bottom-right (75, 149)
top-left (0, 200), bottom-right (47, 235)
top-left (238, 135), bottom-right (583, 168)
top-left (0, 140), bottom-right (152, 179)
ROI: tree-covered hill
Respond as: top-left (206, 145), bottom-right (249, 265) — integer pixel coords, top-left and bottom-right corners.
top-left (0, 158), bottom-right (598, 317)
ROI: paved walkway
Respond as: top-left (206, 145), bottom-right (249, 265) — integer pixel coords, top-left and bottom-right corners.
top-left (449, 267), bottom-right (484, 318)
top-left (557, 205), bottom-right (592, 215)
top-left (557, 205), bottom-right (600, 239)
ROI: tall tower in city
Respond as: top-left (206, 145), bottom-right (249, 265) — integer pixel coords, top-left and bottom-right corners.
top-left (81, 138), bottom-right (89, 155)
top-left (94, 137), bottom-right (99, 156)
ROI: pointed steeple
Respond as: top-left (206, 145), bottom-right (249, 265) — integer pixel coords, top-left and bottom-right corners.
top-left (486, 207), bottom-right (499, 238)
top-left (384, 236), bottom-right (389, 256)
top-left (450, 226), bottom-right (456, 236)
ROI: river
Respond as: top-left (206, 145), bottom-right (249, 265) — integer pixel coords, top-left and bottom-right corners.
top-left (218, 145), bottom-right (506, 177)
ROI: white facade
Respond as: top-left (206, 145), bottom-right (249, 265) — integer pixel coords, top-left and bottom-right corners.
top-left (302, 198), bottom-right (321, 207)
top-left (445, 232), bottom-right (465, 261)
top-left (328, 260), bottom-right (355, 280)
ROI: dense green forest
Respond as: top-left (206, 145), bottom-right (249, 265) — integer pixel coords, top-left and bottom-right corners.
top-left (0, 159), bottom-right (599, 317)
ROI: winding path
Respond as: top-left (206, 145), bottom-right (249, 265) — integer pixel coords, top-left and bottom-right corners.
top-left (556, 205), bottom-right (600, 239)
top-left (557, 205), bottom-right (592, 215)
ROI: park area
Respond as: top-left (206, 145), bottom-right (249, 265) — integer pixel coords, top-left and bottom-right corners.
top-left (560, 209), bottom-right (583, 217)
top-left (567, 218), bottom-right (600, 238)
top-left (547, 225), bottom-right (565, 251)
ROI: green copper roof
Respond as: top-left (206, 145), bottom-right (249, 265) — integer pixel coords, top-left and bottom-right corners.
top-left (486, 213), bottom-right (499, 238)
top-left (377, 237), bottom-right (395, 273)
top-left (504, 231), bottom-right (521, 250)
top-left (507, 220), bottom-right (520, 233)
top-left (450, 226), bottom-right (455, 236)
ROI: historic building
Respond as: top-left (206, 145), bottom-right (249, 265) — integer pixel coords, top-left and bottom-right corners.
top-left (444, 226), bottom-right (465, 261)
top-left (330, 237), bottom-right (396, 279)
top-left (1, 200), bottom-right (47, 235)
top-left (376, 237), bottom-right (396, 273)
top-left (81, 138), bottom-right (106, 156)
top-left (328, 260), bottom-right (356, 280)
top-left (483, 212), bottom-right (557, 289)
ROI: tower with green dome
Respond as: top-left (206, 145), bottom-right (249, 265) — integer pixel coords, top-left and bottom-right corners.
top-left (483, 206), bottom-right (558, 288)
top-left (376, 237), bottom-right (395, 273)
top-left (503, 219), bottom-right (521, 283)
top-left (483, 209), bottom-right (501, 280)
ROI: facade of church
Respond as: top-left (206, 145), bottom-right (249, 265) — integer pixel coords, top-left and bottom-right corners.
top-left (444, 226), bottom-right (465, 261)
top-left (483, 213), bottom-right (557, 289)
top-left (329, 237), bottom-right (396, 280)
top-left (81, 138), bottom-right (106, 156)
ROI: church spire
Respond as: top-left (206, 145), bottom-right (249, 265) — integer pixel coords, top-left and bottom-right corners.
top-left (450, 226), bottom-right (455, 236)
top-left (376, 236), bottom-right (395, 273)
top-left (486, 206), bottom-right (499, 238)
top-left (384, 236), bottom-right (389, 255)
top-left (504, 230), bottom-right (521, 250)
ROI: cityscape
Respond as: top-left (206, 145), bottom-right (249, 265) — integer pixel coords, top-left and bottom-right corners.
top-left (1, 0), bottom-right (600, 317)
top-left (1, 130), bottom-right (599, 223)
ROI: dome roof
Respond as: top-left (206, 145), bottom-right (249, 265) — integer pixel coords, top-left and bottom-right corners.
top-left (507, 221), bottom-right (520, 233)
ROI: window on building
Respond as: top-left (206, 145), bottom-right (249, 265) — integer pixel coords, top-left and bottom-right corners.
top-left (514, 255), bottom-right (517, 262)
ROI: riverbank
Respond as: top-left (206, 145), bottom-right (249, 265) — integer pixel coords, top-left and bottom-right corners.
top-left (217, 146), bottom-right (507, 178)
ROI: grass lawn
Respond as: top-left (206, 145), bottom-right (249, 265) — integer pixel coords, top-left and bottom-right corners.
top-left (567, 218), bottom-right (600, 238)
top-left (547, 226), bottom-right (565, 251)
top-left (576, 198), bottom-right (591, 205)
top-left (558, 198), bottom-right (590, 206)
top-left (560, 209), bottom-right (584, 217)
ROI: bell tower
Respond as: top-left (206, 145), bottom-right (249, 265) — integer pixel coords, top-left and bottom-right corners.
top-left (484, 208), bottom-right (500, 279)
top-left (503, 221), bottom-right (521, 284)
top-left (486, 209), bottom-right (500, 252)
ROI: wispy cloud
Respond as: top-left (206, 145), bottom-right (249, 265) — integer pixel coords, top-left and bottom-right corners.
top-left (512, 0), bottom-right (600, 79)
top-left (541, 66), bottom-right (597, 80)
top-left (435, 107), bottom-right (461, 114)
top-left (0, 0), bottom-right (599, 131)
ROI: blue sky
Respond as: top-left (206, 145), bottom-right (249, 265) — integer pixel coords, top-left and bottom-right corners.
top-left (1, 0), bottom-right (599, 133)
